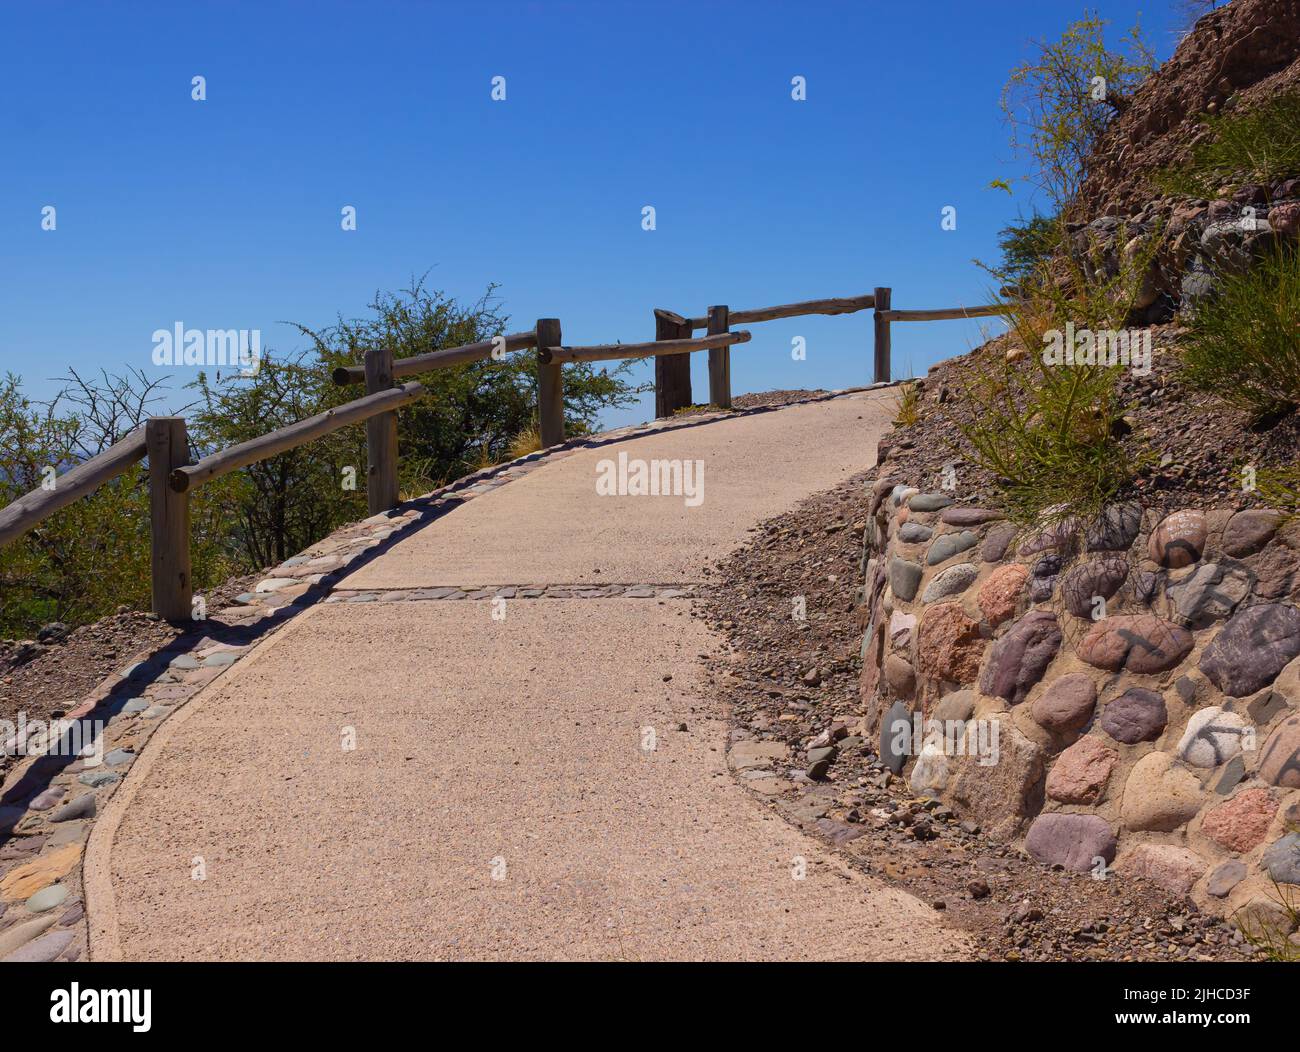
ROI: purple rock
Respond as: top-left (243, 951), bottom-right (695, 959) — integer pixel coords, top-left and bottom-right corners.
top-left (939, 507), bottom-right (1005, 527)
top-left (1199, 604), bottom-right (1300, 698)
top-left (1060, 556), bottom-right (1129, 619)
top-left (1029, 554), bottom-right (1064, 602)
top-left (1099, 687), bottom-right (1168, 744)
top-left (27, 788), bottom-right (64, 812)
top-left (979, 610), bottom-right (1062, 704)
top-left (1025, 813), bottom-right (1116, 873)
top-left (1086, 503), bottom-right (1142, 552)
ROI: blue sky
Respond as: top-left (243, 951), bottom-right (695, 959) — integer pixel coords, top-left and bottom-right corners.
top-left (0, 0), bottom-right (1185, 427)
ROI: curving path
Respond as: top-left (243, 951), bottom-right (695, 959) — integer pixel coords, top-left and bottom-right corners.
top-left (85, 390), bottom-right (970, 961)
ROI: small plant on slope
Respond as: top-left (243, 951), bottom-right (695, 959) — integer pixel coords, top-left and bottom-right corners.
top-left (1179, 246), bottom-right (1300, 421)
top-left (1155, 91), bottom-right (1300, 198)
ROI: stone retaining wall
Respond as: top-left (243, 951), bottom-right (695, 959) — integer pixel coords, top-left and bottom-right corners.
top-left (858, 474), bottom-right (1300, 934)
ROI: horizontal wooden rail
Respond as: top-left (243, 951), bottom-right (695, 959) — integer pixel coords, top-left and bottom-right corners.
top-left (683, 294), bottom-right (874, 331)
top-left (0, 426), bottom-right (149, 547)
top-left (540, 330), bottom-right (751, 365)
top-left (171, 381), bottom-right (428, 493)
top-left (332, 330), bottom-right (538, 385)
top-left (878, 304), bottom-right (1003, 323)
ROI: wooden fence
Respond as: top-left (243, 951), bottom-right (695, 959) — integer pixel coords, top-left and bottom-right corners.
top-left (0, 287), bottom-right (1001, 620)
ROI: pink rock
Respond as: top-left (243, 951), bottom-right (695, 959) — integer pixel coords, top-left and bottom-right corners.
top-left (1270, 202), bottom-right (1300, 238)
top-left (1078, 615), bottom-right (1192, 674)
top-left (888, 610), bottom-right (916, 650)
top-left (883, 655), bottom-right (916, 698)
top-left (977, 564), bottom-right (1028, 626)
top-left (916, 603), bottom-right (984, 684)
top-left (1117, 844), bottom-right (1207, 895)
top-left (1259, 715), bottom-right (1300, 789)
top-left (1201, 788), bottom-right (1277, 853)
top-left (1032, 673), bottom-right (1098, 734)
top-left (1046, 734), bottom-right (1117, 804)
top-left (27, 788), bottom-right (64, 812)
top-left (1147, 510), bottom-right (1207, 568)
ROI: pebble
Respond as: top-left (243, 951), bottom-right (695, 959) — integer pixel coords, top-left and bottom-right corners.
top-left (25, 883), bottom-right (69, 914)
top-left (1, 929), bottom-right (75, 963)
top-left (50, 795), bottom-right (96, 822)
top-left (27, 787), bottom-right (65, 811)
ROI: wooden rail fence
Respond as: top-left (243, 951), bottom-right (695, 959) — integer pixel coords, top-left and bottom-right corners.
top-left (0, 287), bottom-right (1002, 619)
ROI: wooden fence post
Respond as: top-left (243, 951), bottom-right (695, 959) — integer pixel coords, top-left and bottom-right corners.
top-left (537, 318), bottom-right (565, 447)
top-left (364, 344), bottom-right (399, 514)
top-left (873, 286), bottom-right (892, 384)
top-left (706, 305), bottom-right (732, 409)
top-left (147, 417), bottom-right (193, 621)
top-left (653, 309), bottom-right (692, 418)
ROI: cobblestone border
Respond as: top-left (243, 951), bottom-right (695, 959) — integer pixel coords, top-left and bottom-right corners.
top-left (0, 385), bottom-right (884, 962)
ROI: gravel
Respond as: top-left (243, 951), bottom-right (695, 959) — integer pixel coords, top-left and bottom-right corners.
top-left (696, 473), bottom-right (1258, 961)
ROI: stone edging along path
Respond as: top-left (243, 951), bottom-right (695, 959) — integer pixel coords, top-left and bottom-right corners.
top-left (0, 385), bottom-right (885, 963)
top-left (856, 470), bottom-right (1300, 938)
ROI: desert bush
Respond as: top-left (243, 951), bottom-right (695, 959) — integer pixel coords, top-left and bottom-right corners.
top-left (954, 217), bottom-right (1159, 525)
top-left (1000, 12), bottom-right (1155, 214)
top-left (1156, 91), bottom-right (1300, 198)
top-left (187, 353), bottom-right (360, 569)
top-left (507, 425), bottom-right (542, 460)
top-left (1234, 873), bottom-right (1300, 962)
top-left (0, 278), bottom-right (647, 637)
top-left (0, 371), bottom-right (235, 636)
top-left (996, 214), bottom-right (1062, 290)
top-left (1255, 464), bottom-right (1300, 515)
top-left (947, 351), bottom-right (1139, 527)
top-left (892, 382), bottom-right (920, 427)
top-left (1178, 246), bottom-right (1300, 419)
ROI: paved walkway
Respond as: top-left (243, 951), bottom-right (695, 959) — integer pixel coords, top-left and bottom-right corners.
top-left (85, 391), bottom-right (969, 961)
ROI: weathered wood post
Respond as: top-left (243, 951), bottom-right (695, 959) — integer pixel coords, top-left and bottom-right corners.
top-left (536, 318), bottom-right (565, 447)
top-left (706, 305), bottom-right (732, 409)
top-left (653, 309), bottom-right (692, 418)
top-left (873, 287), bottom-right (892, 384)
top-left (364, 344), bottom-right (399, 514)
top-left (147, 417), bottom-right (193, 621)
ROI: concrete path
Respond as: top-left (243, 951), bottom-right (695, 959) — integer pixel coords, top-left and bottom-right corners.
top-left (86, 391), bottom-right (970, 961)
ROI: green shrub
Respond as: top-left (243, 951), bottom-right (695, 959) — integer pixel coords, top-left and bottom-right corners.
top-left (959, 213), bottom-right (1162, 528)
top-left (892, 382), bottom-right (920, 427)
top-left (1156, 91), bottom-right (1300, 198)
top-left (996, 214), bottom-right (1062, 289)
top-left (0, 371), bottom-right (236, 636)
top-left (999, 13), bottom-right (1154, 213)
top-left (1179, 247), bottom-right (1300, 419)
top-left (0, 278), bottom-right (648, 637)
top-left (947, 352), bottom-right (1140, 527)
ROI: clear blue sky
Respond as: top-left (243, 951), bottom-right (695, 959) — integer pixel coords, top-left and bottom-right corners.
top-left (0, 0), bottom-right (1184, 428)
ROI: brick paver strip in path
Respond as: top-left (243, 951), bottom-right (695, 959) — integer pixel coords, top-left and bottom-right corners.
top-left (83, 389), bottom-right (971, 961)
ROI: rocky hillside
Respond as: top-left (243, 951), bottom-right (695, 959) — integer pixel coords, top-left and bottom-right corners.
top-left (1080, 0), bottom-right (1300, 217)
top-left (1064, 0), bottom-right (1300, 325)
